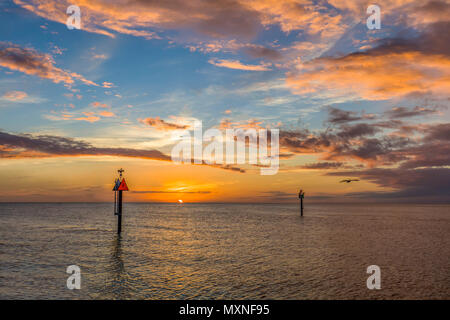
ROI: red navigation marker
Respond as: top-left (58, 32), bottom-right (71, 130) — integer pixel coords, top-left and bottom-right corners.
top-left (117, 178), bottom-right (129, 191)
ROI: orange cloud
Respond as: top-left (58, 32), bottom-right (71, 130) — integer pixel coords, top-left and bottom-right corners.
top-left (244, 0), bottom-right (346, 39)
top-left (287, 51), bottom-right (450, 100)
top-left (13, 0), bottom-right (258, 39)
top-left (102, 81), bottom-right (114, 88)
top-left (139, 117), bottom-right (189, 131)
top-left (47, 108), bottom-right (116, 122)
top-left (209, 58), bottom-right (271, 71)
top-left (219, 118), bottom-right (267, 130)
top-left (12, 0), bottom-right (354, 41)
top-left (99, 111), bottom-right (116, 117)
top-left (0, 42), bottom-right (99, 87)
top-left (91, 102), bottom-right (110, 108)
top-left (92, 53), bottom-right (107, 60)
top-left (2, 90), bottom-right (27, 101)
top-left (13, 0), bottom-right (447, 69)
top-left (75, 114), bottom-right (101, 123)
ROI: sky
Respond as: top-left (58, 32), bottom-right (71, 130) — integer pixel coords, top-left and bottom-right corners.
top-left (0, 0), bottom-right (449, 203)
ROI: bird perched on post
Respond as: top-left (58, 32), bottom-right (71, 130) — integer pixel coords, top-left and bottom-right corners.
top-left (340, 179), bottom-right (359, 183)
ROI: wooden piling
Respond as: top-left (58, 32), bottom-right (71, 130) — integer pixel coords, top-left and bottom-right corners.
top-left (299, 189), bottom-right (304, 217)
top-left (300, 195), bottom-right (303, 216)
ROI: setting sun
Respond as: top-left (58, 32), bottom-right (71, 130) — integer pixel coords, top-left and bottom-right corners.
top-left (178, 199), bottom-right (183, 203)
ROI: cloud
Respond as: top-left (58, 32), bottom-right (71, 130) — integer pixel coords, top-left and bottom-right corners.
top-left (13, 0), bottom-right (350, 42)
top-left (14, 0), bottom-right (448, 72)
top-left (336, 123), bottom-right (380, 139)
top-left (2, 90), bottom-right (27, 101)
top-left (397, 123), bottom-right (450, 169)
top-left (300, 162), bottom-right (344, 169)
top-left (243, 45), bottom-right (282, 60)
top-left (74, 116), bottom-right (100, 123)
top-left (139, 117), bottom-right (189, 131)
top-left (206, 164), bottom-right (246, 173)
top-left (397, 141), bottom-right (450, 170)
top-left (102, 81), bottom-right (114, 88)
top-left (256, 190), bottom-right (296, 202)
top-left (327, 107), bottom-right (362, 123)
top-left (279, 127), bottom-right (411, 166)
top-left (1, 91), bottom-right (46, 104)
top-left (327, 167), bottom-right (450, 202)
top-left (385, 106), bottom-right (441, 118)
top-left (51, 45), bottom-right (65, 55)
top-left (18, 0), bottom-right (388, 47)
top-left (47, 108), bottom-right (116, 122)
top-left (74, 112), bottom-right (101, 122)
top-left (423, 122), bottom-right (450, 141)
top-left (91, 102), bottom-right (110, 108)
top-left (0, 42), bottom-right (99, 87)
top-left (279, 129), bottom-right (330, 154)
top-left (244, 0), bottom-right (346, 38)
top-left (219, 118), bottom-right (265, 129)
top-left (45, 111), bottom-right (74, 121)
top-left (99, 111), bottom-right (116, 117)
top-left (92, 54), bottom-right (108, 60)
top-left (189, 40), bottom-right (282, 61)
top-left (407, 0), bottom-right (450, 26)
top-left (326, 106), bottom-right (376, 124)
top-left (0, 130), bottom-right (171, 161)
top-left (287, 21), bottom-right (450, 100)
top-left (13, 0), bottom-right (261, 40)
top-left (208, 58), bottom-right (271, 71)
top-left (279, 106), bottom-right (450, 169)
top-left (0, 131), bottom-right (246, 174)
top-left (318, 107), bottom-right (450, 201)
top-left (287, 51), bottom-right (450, 100)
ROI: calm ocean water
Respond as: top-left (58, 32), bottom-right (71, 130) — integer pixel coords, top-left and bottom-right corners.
top-left (0, 202), bottom-right (449, 299)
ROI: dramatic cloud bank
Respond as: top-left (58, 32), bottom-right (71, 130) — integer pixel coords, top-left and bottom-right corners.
top-left (287, 21), bottom-right (450, 100)
top-left (0, 131), bottom-right (246, 173)
top-left (278, 106), bottom-right (450, 200)
top-left (0, 42), bottom-right (98, 87)
top-left (0, 131), bottom-right (171, 160)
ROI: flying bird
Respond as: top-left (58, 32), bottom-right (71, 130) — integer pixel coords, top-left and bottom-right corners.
top-left (340, 179), bottom-right (359, 183)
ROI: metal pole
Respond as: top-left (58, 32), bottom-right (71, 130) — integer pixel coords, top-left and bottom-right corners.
top-left (114, 190), bottom-right (117, 215)
top-left (117, 190), bottom-right (123, 234)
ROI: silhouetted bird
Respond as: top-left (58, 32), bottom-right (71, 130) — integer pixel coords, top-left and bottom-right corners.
top-left (340, 179), bottom-right (359, 183)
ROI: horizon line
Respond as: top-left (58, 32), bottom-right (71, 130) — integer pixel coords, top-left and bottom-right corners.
top-left (1, 201), bottom-right (449, 205)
